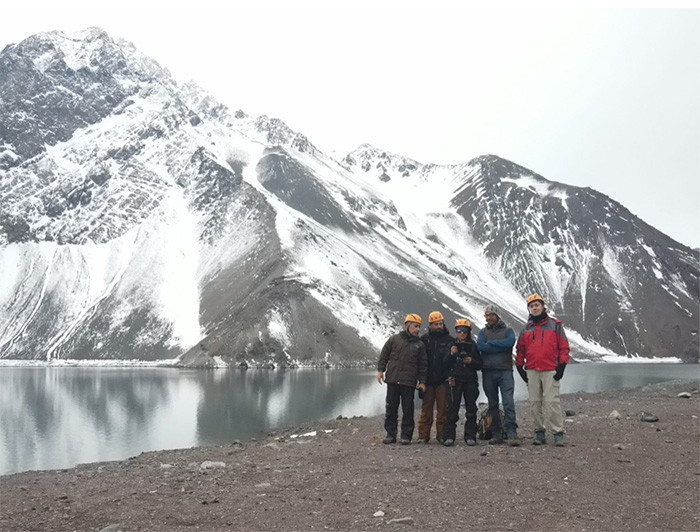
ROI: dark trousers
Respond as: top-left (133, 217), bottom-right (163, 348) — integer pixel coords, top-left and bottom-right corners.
top-left (384, 383), bottom-right (416, 440)
top-left (481, 369), bottom-right (517, 438)
top-left (443, 378), bottom-right (479, 441)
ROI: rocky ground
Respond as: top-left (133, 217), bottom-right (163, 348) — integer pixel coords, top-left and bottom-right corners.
top-left (1, 380), bottom-right (699, 532)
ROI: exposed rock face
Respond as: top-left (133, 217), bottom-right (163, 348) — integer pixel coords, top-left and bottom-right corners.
top-left (0, 29), bottom-right (697, 365)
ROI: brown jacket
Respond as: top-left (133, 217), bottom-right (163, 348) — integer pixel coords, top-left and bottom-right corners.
top-left (377, 331), bottom-right (428, 387)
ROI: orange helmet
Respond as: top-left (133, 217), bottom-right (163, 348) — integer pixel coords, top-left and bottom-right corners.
top-left (404, 313), bottom-right (422, 325)
top-left (455, 318), bottom-right (471, 328)
top-left (526, 294), bottom-right (545, 307)
top-left (428, 311), bottom-right (445, 324)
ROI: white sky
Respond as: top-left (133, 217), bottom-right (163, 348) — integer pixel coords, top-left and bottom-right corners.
top-left (3, 2), bottom-right (699, 248)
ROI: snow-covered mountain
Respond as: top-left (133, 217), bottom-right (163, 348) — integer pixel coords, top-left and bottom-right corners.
top-left (0, 28), bottom-right (697, 365)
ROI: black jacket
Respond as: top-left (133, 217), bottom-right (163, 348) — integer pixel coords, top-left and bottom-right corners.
top-left (377, 331), bottom-right (428, 386)
top-left (449, 338), bottom-right (482, 381)
top-left (421, 328), bottom-right (455, 387)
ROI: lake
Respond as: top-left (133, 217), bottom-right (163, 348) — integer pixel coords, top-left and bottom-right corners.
top-left (1, 363), bottom-right (698, 475)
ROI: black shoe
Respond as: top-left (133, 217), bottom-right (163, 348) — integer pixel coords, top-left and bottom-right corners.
top-left (400, 438), bottom-right (411, 445)
top-left (443, 439), bottom-right (455, 447)
top-left (383, 435), bottom-right (396, 444)
top-left (465, 438), bottom-right (477, 446)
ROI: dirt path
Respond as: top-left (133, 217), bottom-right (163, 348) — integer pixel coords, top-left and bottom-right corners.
top-left (2, 380), bottom-right (699, 531)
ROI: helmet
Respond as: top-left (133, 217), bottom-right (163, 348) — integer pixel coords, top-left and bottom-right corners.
top-left (455, 318), bottom-right (471, 328)
top-left (404, 313), bottom-right (422, 325)
top-left (428, 311), bottom-right (445, 324)
top-left (526, 294), bottom-right (545, 307)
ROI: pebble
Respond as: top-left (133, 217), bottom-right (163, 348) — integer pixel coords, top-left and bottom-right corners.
top-left (565, 410), bottom-right (576, 417)
top-left (199, 461), bottom-right (226, 470)
top-left (387, 517), bottom-right (414, 525)
top-left (608, 410), bottom-right (621, 420)
top-left (373, 510), bottom-right (385, 518)
top-left (480, 448), bottom-right (488, 456)
top-left (639, 412), bottom-right (659, 422)
top-left (613, 443), bottom-right (624, 450)
top-left (677, 392), bottom-right (691, 398)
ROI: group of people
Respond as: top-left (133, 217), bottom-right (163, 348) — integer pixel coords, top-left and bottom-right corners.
top-left (376, 294), bottom-right (570, 447)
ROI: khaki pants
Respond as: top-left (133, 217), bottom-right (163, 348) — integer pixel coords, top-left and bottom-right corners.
top-left (526, 369), bottom-right (564, 434)
top-left (418, 382), bottom-right (448, 441)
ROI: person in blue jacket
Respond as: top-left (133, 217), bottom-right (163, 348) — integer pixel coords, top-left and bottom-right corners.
top-left (476, 304), bottom-right (519, 446)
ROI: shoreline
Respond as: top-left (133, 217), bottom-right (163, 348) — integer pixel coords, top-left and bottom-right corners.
top-left (2, 380), bottom-right (698, 531)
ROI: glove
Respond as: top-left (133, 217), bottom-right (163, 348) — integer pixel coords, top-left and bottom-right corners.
top-left (553, 363), bottom-right (566, 381)
top-left (516, 365), bottom-right (528, 383)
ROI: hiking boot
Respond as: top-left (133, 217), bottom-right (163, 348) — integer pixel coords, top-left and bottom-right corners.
top-left (465, 438), bottom-right (477, 446)
top-left (488, 437), bottom-right (504, 445)
top-left (400, 438), bottom-right (411, 445)
top-left (553, 432), bottom-right (565, 447)
top-left (533, 431), bottom-right (546, 445)
top-left (382, 435), bottom-right (396, 444)
top-left (443, 439), bottom-right (455, 447)
top-left (508, 436), bottom-right (521, 447)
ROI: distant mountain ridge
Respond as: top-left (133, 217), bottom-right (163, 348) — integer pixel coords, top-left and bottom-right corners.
top-left (0, 28), bottom-right (698, 365)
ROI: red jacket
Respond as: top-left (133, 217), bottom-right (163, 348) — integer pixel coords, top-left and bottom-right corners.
top-left (515, 315), bottom-right (570, 371)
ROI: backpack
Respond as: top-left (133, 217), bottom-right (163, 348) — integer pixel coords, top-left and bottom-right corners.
top-left (477, 404), bottom-right (507, 440)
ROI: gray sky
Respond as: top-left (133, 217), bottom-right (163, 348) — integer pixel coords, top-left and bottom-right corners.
top-left (3, 2), bottom-right (699, 248)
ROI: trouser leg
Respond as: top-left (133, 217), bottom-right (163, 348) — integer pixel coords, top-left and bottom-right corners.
top-left (541, 370), bottom-right (564, 434)
top-left (500, 370), bottom-right (517, 437)
top-left (443, 380), bottom-right (462, 441)
top-left (464, 379), bottom-right (479, 440)
top-left (435, 382), bottom-right (449, 441)
top-left (384, 383), bottom-right (401, 437)
top-left (399, 384), bottom-right (416, 440)
top-left (481, 371), bottom-right (502, 436)
top-left (417, 385), bottom-right (436, 440)
top-left (527, 369), bottom-right (545, 432)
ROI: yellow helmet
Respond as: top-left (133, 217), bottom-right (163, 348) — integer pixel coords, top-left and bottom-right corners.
top-left (428, 311), bottom-right (445, 324)
top-left (404, 313), bottom-right (422, 325)
top-left (455, 318), bottom-right (471, 328)
top-left (526, 294), bottom-right (545, 307)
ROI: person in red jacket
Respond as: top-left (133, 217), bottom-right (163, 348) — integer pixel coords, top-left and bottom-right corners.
top-left (515, 294), bottom-right (570, 446)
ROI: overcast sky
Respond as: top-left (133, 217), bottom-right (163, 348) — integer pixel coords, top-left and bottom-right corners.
top-left (3, 2), bottom-right (699, 248)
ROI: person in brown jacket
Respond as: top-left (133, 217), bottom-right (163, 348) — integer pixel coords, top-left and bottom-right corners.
top-left (377, 314), bottom-right (428, 445)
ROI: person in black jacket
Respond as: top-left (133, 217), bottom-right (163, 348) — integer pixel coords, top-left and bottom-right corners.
top-left (377, 314), bottom-right (428, 445)
top-left (416, 311), bottom-right (455, 444)
top-left (442, 318), bottom-right (483, 446)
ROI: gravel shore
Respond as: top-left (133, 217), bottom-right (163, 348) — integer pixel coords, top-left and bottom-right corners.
top-left (2, 380), bottom-right (699, 531)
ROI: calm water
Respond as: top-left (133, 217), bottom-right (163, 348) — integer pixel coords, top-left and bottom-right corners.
top-left (1, 364), bottom-right (698, 475)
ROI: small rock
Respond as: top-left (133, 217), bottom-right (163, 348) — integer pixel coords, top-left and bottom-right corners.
top-left (608, 410), bottom-right (621, 421)
top-left (480, 448), bottom-right (488, 456)
top-left (639, 412), bottom-right (659, 422)
top-left (613, 443), bottom-right (624, 450)
top-left (677, 392), bottom-right (691, 398)
top-left (565, 410), bottom-right (576, 417)
top-left (199, 461), bottom-right (226, 470)
top-left (98, 526), bottom-right (123, 532)
top-left (387, 517), bottom-right (414, 525)
top-left (373, 510), bottom-right (385, 518)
